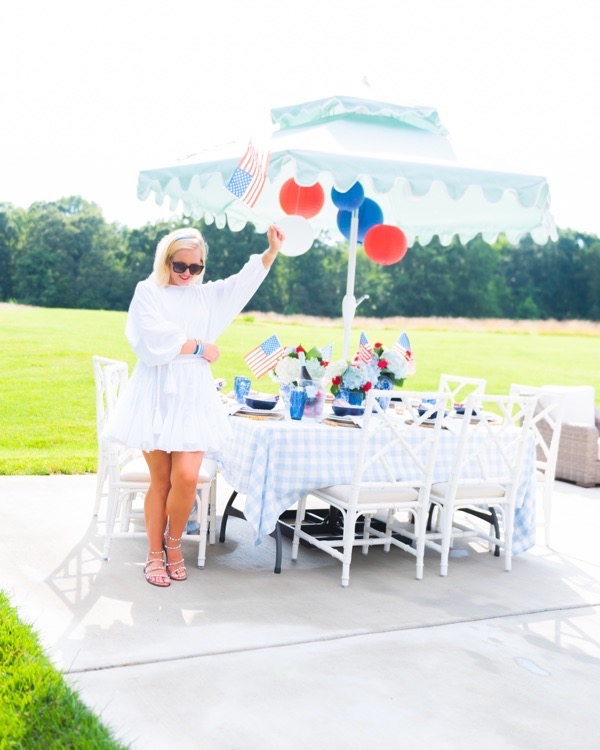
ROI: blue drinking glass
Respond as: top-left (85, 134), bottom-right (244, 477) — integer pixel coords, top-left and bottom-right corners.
top-left (234, 376), bottom-right (251, 404)
top-left (289, 386), bottom-right (307, 420)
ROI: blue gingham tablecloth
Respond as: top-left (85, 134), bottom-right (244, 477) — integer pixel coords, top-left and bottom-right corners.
top-left (213, 414), bottom-right (537, 554)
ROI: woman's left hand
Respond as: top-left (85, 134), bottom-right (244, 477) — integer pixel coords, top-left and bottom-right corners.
top-left (262, 225), bottom-right (285, 269)
top-left (267, 224), bottom-right (285, 254)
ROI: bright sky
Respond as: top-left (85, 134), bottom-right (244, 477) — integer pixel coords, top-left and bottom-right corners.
top-left (2, 0), bottom-right (599, 235)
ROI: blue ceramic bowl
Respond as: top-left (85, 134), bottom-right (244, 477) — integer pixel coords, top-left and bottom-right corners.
top-left (332, 404), bottom-right (365, 417)
top-left (244, 395), bottom-right (278, 411)
top-left (417, 406), bottom-right (447, 420)
top-left (453, 405), bottom-right (479, 417)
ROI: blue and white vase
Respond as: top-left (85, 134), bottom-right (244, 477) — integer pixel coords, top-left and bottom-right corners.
top-left (375, 375), bottom-right (394, 410)
top-left (279, 381), bottom-right (293, 409)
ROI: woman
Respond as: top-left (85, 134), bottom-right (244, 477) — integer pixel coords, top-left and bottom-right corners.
top-left (104, 224), bottom-right (284, 587)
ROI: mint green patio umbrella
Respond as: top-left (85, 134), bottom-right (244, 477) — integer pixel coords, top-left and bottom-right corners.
top-left (137, 95), bottom-right (557, 358)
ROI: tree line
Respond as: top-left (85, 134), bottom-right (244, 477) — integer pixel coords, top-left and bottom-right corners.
top-left (1, 197), bottom-right (599, 320)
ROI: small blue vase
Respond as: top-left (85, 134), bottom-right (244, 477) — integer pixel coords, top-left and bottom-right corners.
top-left (375, 375), bottom-right (394, 410)
top-left (347, 391), bottom-right (364, 406)
top-left (289, 386), bottom-right (307, 420)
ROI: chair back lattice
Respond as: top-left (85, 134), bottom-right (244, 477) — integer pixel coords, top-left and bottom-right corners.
top-left (91, 356), bottom-right (129, 518)
top-left (438, 374), bottom-right (486, 409)
top-left (349, 389), bottom-right (447, 505)
top-left (449, 393), bottom-right (537, 499)
top-left (92, 356), bottom-right (128, 440)
top-left (509, 384), bottom-right (566, 477)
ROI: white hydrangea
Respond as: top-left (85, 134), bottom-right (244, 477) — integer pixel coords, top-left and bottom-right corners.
top-left (325, 358), bottom-right (349, 379)
top-left (382, 348), bottom-right (409, 380)
top-left (275, 356), bottom-right (303, 385)
top-left (305, 357), bottom-right (327, 379)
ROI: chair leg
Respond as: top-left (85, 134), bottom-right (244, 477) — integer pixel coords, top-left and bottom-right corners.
top-left (383, 509), bottom-right (393, 553)
top-left (415, 509), bottom-right (427, 580)
top-left (503, 504), bottom-right (514, 572)
top-left (291, 495), bottom-right (307, 561)
top-left (543, 481), bottom-right (552, 547)
top-left (93, 453), bottom-right (107, 518)
top-left (196, 487), bottom-right (209, 569)
top-left (208, 480), bottom-right (217, 545)
top-left (362, 514), bottom-right (372, 555)
top-left (340, 509), bottom-right (354, 587)
top-left (103, 485), bottom-right (124, 561)
top-left (439, 504), bottom-right (453, 576)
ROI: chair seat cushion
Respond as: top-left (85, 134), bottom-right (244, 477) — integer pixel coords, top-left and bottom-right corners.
top-left (318, 484), bottom-right (419, 504)
top-left (120, 457), bottom-right (150, 482)
top-left (120, 456), bottom-right (218, 483)
top-left (431, 481), bottom-right (505, 500)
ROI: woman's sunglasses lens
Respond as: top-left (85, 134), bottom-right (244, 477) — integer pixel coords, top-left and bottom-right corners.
top-left (171, 262), bottom-right (204, 275)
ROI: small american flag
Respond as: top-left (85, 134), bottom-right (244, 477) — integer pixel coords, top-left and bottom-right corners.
top-left (244, 334), bottom-right (285, 378)
top-left (225, 140), bottom-right (270, 208)
top-left (321, 343), bottom-right (334, 362)
top-left (358, 331), bottom-right (373, 364)
top-left (392, 331), bottom-right (416, 375)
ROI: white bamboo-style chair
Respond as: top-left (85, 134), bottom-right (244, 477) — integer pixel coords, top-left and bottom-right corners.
top-left (98, 361), bottom-right (218, 568)
top-left (290, 389), bottom-right (447, 587)
top-left (92, 355), bottom-right (129, 518)
top-left (438, 373), bottom-right (487, 409)
top-left (426, 392), bottom-right (536, 576)
top-left (509, 384), bottom-right (566, 546)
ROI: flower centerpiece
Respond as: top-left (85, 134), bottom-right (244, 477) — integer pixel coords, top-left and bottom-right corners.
top-left (272, 345), bottom-right (327, 386)
top-left (329, 339), bottom-right (413, 408)
top-left (272, 345), bottom-right (337, 417)
top-left (368, 342), bottom-right (410, 389)
top-left (330, 360), bottom-right (374, 405)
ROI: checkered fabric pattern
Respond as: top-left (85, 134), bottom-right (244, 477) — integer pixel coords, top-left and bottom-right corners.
top-left (213, 417), bottom-right (537, 554)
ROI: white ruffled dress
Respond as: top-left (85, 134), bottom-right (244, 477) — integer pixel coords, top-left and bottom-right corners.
top-left (103, 253), bottom-right (268, 453)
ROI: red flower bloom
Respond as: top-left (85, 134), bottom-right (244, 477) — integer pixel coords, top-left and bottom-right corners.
top-left (363, 381), bottom-right (373, 392)
top-left (374, 342), bottom-right (382, 349)
top-left (332, 376), bottom-right (341, 386)
top-left (378, 359), bottom-right (387, 369)
top-left (295, 345), bottom-right (305, 353)
top-left (321, 361), bottom-right (329, 367)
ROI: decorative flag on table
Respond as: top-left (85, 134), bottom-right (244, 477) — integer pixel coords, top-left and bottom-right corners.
top-left (244, 334), bottom-right (285, 378)
top-left (321, 343), bottom-right (334, 363)
top-left (225, 140), bottom-right (271, 208)
top-left (358, 331), bottom-right (373, 364)
top-left (392, 331), bottom-right (417, 375)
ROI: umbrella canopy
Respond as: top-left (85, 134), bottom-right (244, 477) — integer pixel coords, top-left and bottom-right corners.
top-left (138, 95), bottom-right (557, 356)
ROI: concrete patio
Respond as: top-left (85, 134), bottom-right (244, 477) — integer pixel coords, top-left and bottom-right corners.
top-left (2, 473), bottom-right (599, 749)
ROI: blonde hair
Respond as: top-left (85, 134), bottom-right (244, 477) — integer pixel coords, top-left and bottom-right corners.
top-left (150, 227), bottom-right (208, 287)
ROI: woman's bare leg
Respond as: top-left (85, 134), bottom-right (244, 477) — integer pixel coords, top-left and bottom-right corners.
top-left (164, 451), bottom-right (204, 579)
top-left (142, 450), bottom-right (172, 586)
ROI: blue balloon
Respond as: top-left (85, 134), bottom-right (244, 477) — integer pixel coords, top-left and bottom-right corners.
top-left (336, 198), bottom-right (383, 243)
top-left (331, 182), bottom-right (365, 211)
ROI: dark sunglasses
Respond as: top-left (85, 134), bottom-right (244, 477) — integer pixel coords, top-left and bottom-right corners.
top-left (170, 260), bottom-right (205, 275)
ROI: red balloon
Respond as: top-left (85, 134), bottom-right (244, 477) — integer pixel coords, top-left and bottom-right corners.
top-left (279, 178), bottom-right (325, 218)
top-left (363, 224), bottom-right (408, 265)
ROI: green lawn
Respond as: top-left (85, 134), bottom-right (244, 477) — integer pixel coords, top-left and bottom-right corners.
top-left (0, 591), bottom-right (126, 749)
top-left (1, 303), bottom-right (598, 475)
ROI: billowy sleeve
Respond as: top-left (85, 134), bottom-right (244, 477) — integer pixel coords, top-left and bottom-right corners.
top-left (125, 282), bottom-right (187, 366)
top-left (203, 254), bottom-right (269, 341)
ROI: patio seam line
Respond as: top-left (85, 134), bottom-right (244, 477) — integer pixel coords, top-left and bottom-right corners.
top-left (65, 599), bottom-right (600, 676)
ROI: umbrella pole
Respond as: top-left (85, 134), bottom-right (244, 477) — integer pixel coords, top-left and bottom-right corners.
top-left (342, 210), bottom-right (359, 360)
